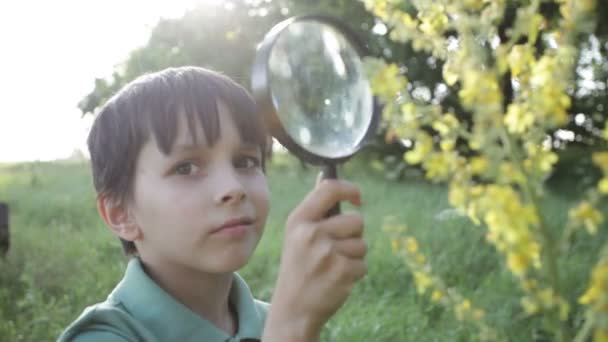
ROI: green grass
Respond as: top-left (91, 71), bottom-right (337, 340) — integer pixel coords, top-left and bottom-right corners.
top-left (0, 156), bottom-right (605, 341)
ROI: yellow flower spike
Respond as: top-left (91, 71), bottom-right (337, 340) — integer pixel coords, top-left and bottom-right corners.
top-left (400, 102), bottom-right (417, 121)
top-left (507, 252), bottom-right (530, 277)
top-left (440, 139), bottom-right (456, 152)
top-left (461, 300), bottom-right (472, 311)
top-left (405, 237), bottom-right (418, 253)
top-left (431, 290), bottom-right (444, 302)
top-left (470, 157), bottom-right (489, 175)
top-left (538, 288), bottom-right (555, 308)
top-left (539, 151), bottom-right (558, 173)
top-left (508, 45), bottom-right (534, 77)
top-left (448, 184), bottom-right (467, 209)
top-left (397, 12), bottom-right (418, 30)
top-left (570, 201), bottom-right (604, 235)
top-left (603, 122), bottom-right (608, 140)
top-left (391, 238), bottom-right (402, 253)
top-left (595, 328), bottom-right (608, 342)
top-left (593, 152), bottom-right (608, 173)
top-left (442, 60), bottom-right (459, 86)
top-left (405, 133), bottom-right (433, 165)
top-left (454, 299), bottom-right (472, 321)
top-left (371, 63), bottom-right (407, 101)
top-left (415, 253), bottom-right (427, 265)
top-left (521, 296), bottom-right (539, 315)
top-left (558, 300), bottom-right (569, 321)
top-left (424, 153), bottom-right (451, 180)
top-left (414, 271), bottom-right (433, 295)
top-left (505, 103), bottom-right (535, 134)
top-left (418, 4), bottom-right (448, 36)
top-left (579, 285), bottom-right (601, 305)
top-left (599, 178), bottom-right (608, 194)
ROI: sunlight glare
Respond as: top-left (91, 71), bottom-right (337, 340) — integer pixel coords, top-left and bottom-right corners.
top-left (0, 0), bottom-right (222, 162)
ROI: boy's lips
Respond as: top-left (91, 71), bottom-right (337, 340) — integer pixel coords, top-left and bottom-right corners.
top-left (212, 216), bottom-right (254, 234)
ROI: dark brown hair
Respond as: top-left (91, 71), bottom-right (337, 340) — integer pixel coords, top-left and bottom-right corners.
top-left (87, 66), bottom-right (267, 256)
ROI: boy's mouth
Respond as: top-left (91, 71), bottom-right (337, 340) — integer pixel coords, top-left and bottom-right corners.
top-left (212, 216), bottom-right (254, 234)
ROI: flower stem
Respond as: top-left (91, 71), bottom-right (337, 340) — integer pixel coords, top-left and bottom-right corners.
top-left (499, 129), bottom-right (569, 340)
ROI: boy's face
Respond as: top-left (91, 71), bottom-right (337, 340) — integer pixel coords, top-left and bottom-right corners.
top-left (128, 102), bottom-right (269, 274)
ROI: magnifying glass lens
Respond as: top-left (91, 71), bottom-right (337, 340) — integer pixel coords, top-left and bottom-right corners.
top-left (267, 21), bottom-right (374, 159)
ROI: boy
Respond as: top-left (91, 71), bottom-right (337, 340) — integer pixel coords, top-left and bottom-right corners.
top-left (59, 66), bottom-right (367, 341)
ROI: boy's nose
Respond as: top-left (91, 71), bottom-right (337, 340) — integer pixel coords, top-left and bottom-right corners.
top-left (217, 187), bottom-right (246, 205)
top-left (214, 171), bottom-right (247, 206)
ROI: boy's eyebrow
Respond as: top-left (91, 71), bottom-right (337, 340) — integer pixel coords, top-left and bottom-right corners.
top-left (171, 142), bottom-right (208, 153)
top-left (171, 141), bottom-right (261, 153)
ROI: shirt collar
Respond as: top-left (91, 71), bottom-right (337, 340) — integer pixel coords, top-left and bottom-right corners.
top-left (110, 258), bottom-right (264, 342)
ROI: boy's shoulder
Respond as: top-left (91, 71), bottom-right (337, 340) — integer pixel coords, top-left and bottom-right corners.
top-left (56, 299), bottom-right (152, 342)
top-left (58, 258), bottom-right (269, 342)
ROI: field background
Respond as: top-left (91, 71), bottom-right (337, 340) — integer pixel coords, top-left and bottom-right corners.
top-left (0, 154), bottom-right (603, 341)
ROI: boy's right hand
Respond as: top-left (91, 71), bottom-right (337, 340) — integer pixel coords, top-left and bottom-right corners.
top-left (263, 178), bottom-right (367, 341)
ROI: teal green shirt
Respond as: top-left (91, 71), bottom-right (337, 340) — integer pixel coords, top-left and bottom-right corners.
top-left (58, 258), bottom-right (269, 342)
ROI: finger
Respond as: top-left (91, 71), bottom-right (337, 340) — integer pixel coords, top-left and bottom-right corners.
top-left (334, 238), bottom-right (367, 259)
top-left (319, 212), bottom-right (364, 239)
top-left (337, 255), bottom-right (368, 283)
top-left (289, 180), bottom-right (361, 223)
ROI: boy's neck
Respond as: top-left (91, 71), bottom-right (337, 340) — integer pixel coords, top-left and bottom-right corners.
top-left (138, 257), bottom-right (238, 335)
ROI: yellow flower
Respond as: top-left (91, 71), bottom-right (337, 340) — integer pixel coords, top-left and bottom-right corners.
top-left (558, 299), bottom-right (569, 321)
top-left (498, 162), bottom-right (526, 185)
top-left (579, 284), bottom-right (600, 305)
top-left (414, 271), bottom-right (433, 294)
top-left (579, 262), bottom-right (608, 305)
top-left (400, 102), bottom-right (417, 121)
top-left (455, 299), bottom-right (472, 320)
top-left (603, 122), bottom-right (608, 140)
top-left (404, 133), bottom-right (433, 165)
top-left (593, 152), bottom-right (608, 173)
top-left (396, 12), bottom-right (418, 30)
top-left (424, 153), bottom-right (451, 180)
top-left (391, 238), bottom-right (401, 253)
top-left (505, 103), bottom-right (535, 134)
top-left (415, 253), bottom-right (427, 265)
top-left (448, 183), bottom-right (467, 209)
top-left (405, 237), bottom-right (418, 253)
top-left (440, 139), bottom-right (456, 151)
top-left (538, 288), bottom-right (555, 308)
top-left (507, 252), bottom-right (531, 277)
top-left (595, 329), bottom-right (608, 342)
top-left (432, 114), bottom-right (459, 136)
top-left (418, 4), bottom-right (448, 36)
top-left (508, 45), bottom-right (534, 78)
top-left (521, 296), bottom-right (539, 315)
top-left (459, 71), bottom-right (502, 110)
top-left (442, 60), bottom-right (459, 86)
top-left (470, 156), bottom-right (489, 175)
top-left (569, 201), bottom-right (604, 235)
top-left (431, 290), bottom-right (444, 302)
top-left (371, 63), bottom-right (408, 101)
top-left (599, 178), bottom-right (608, 194)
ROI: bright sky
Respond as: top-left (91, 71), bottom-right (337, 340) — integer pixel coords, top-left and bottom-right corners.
top-left (0, 0), bottom-right (217, 162)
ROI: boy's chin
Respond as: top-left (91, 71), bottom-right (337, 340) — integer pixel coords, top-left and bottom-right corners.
top-left (201, 253), bottom-right (253, 274)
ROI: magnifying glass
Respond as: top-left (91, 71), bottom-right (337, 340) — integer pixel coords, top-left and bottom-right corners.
top-left (252, 15), bottom-right (379, 216)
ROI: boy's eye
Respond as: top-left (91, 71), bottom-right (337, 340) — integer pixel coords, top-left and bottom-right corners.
top-left (234, 155), bottom-right (261, 169)
top-left (174, 161), bottom-right (200, 176)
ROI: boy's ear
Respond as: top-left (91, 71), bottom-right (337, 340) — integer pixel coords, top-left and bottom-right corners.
top-left (97, 195), bottom-right (141, 242)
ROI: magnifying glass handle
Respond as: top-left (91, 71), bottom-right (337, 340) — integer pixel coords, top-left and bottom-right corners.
top-left (321, 163), bottom-right (341, 217)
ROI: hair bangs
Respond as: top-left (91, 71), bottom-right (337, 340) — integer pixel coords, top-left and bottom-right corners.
top-left (144, 68), bottom-right (267, 157)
